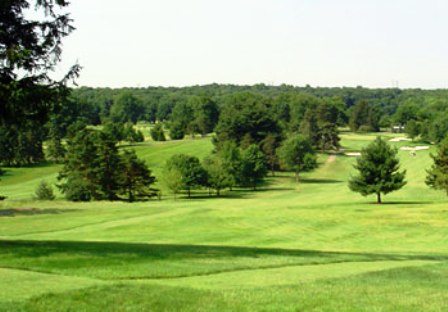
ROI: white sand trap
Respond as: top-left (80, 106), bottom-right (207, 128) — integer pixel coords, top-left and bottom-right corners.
top-left (345, 152), bottom-right (361, 156)
top-left (389, 137), bottom-right (412, 142)
top-left (400, 146), bottom-right (429, 151)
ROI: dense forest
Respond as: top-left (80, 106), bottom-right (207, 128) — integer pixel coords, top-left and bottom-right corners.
top-left (2, 83), bottom-right (448, 168)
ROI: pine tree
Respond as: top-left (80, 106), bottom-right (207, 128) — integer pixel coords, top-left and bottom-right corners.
top-left (426, 137), bottom-right (448, 195)
top-left (120, 150), bottom-right (156, 202)
top-left (349, 137), bottom-right (406, 204)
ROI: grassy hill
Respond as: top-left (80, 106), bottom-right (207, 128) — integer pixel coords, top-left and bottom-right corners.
top-left (0, 133), bottom-right (447, 311)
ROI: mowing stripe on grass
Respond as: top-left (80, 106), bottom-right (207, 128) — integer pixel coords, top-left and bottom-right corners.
top-left (147, 260), bottom-right (438, 289)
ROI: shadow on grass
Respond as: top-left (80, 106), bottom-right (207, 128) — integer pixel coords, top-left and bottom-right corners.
top-left (363, 201), bottom-right (435, 206)
top-left (1, 240), bottom-right (446, 263)
top-left (0, 208), bottom-right (78, 217)
top-left (300, 178), bottom-right (343, 184)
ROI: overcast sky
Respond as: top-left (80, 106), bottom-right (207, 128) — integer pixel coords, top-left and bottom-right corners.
top-left (53, 0), bottom-right (448, 89)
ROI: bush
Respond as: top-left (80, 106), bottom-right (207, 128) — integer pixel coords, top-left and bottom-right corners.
top-left (35, 180), bottom-right (55, 200)
top-left (150, 123), bottom-right (166, 141)
top-left (169, 122), bottom-right (185, 140)
top-left (62, 178), bottom-right (92, 201)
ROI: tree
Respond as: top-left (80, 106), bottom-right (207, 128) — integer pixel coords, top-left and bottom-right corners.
top-left (150, 123), bottom-right (166, 141)
top-left (240, 144), bottom-right (268, 190)
top-left (261, 134), bottom-right (281, 176)
top-left (203, 155), bottom-right (233, 196)
top-left (349, 137), bottom-right (406, 204)
top-left (162, 167), bottom-right (183, 199)
top-left (319, 123), bottom-right (340, 151)
top-left (58, 128), bottom-right (122, 201)
top-left (1, 0), bottom-right (80, 165)
top-left (426, 137), bottom-right (448, 195)
top-left (277, 135), bottom-right (318, 182)
top-left (120, 150), bottom-right (156, 202)
top-left (405, 120), bottom-right (420, 141)
top-left (217, 141), bottom-right (242, 190)
top-left (164, 154), bottom-right (207, 197)
top-left (169, 121), bottom-right (185, 140)
top-left (35, 180), bottom-right (55, 200)
top-left (110, 92), bottom-right (145, 124)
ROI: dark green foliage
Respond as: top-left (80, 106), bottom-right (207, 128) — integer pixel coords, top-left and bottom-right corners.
top-left (190, 96), bottom-right (219, 136)
top-left (203, 155), bottom-right (233, 196)
top-left (169, 122), bottom-right (185, 140)
top-left (214, 92), bottom-right (281, 148)
top-left (240, 144), bottom-right (268, 190)
top-left (426, 137), bottom-right (448, 195)
top-left (277, 135), bottom-right (318, 182)
top-left (34, 180), bottom-right (55, 200)
top-left (350, 101), bottom-right (380, 132)
top-left (299, 109), bottom-right (320, 146)
top-left (102, 122), bottom-right (125, 142)
top-left (120, 150), bottom-right (156, 202)
top-left (405, 120), bottom-right (420, 141)
top-left (261, 134), bottom-right (281, 176)
top-left (150, 123), bottom-right (166, 141)
top-left (0, 123), bottom-right (45, 166)
top-left (46, 116), bottom-right (66, 162)
top-left (123, 123), bottom-right (145, 143)
top-left (319, 123), bottom-right (341, 151)
top-left (349, 137), bottom-right (406, 204)
top-left (164, 154), bottom-right (207, 197)
top-left (1, 0), bottom-right (79, 166)
top-left (58, 128), bottom-right (122, 201)
top-left (110, 92), bottom-right (145, 124)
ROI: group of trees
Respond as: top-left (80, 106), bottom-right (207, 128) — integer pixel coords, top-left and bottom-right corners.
top-left (58, 127), bottom-right (155, 202)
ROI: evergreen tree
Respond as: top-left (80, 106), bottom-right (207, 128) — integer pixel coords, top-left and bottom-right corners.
top-left (58, 128), bottom-right (122, 201)
top-left (35, 180), bottom-right (55, 200)
top-left (349, 137), bottom-right (406, 204)
top-left (319, 123), bottom-right (341, 151)
top-left (150, 123), bottom-right (166, 141)
top-left (426, 137), bottom-right (448, 195)
top-left (277, 135), bottom-right (318, 182)
top-left (120, 150), bottom-right (156, 202)
top-left (1, 0), bottom-right (79, 166)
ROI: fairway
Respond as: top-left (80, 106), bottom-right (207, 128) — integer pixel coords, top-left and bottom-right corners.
top-left (1, 133), bottom-right (447, 311)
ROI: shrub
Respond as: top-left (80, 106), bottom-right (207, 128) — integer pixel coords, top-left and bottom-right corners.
top-left (35, 180), bottom-right (56, 200)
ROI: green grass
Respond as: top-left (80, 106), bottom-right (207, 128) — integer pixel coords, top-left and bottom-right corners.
top-left (0, 132), bottom-right (447, 311)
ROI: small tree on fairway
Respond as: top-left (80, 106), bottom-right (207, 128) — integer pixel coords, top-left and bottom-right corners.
top-left (349, 137), bottom-right (406, 204)
top-left (240, 144), bottom-right (268, 190)
top-left (120, 150), bottom-right (156, 202)
top-left (426, 137), bottom-right (448, 195)
top-left (277, 135), bottom-right (318, 182)
top-left (162, 167), bottom-right (183, 199)
top-left (217, 141), bottom-right (242, 190)
top-left (35, 180), bottom-right (55, 200)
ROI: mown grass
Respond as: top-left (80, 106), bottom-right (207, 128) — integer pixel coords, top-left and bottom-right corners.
top-left (0, 132), bottom-right (447, 311)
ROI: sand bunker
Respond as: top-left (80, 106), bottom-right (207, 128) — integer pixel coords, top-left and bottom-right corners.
top-left (389, 137), bottom-right (412, 142)
top-left (400, 146), bottom-right (429, 151)
top-left (345, 152), bottom-right (361, 156)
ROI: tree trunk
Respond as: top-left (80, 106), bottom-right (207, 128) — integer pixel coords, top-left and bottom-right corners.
top-left (377, 192), bottom-right (382, 204)
top-left (271, 164), bottom-right (275, 176)
top-left (217, 189), bottom-right (220, 197)
top-left (188, 189), bottom-right (191, 198)
top-left (295, 171), bottom-right (300, 183)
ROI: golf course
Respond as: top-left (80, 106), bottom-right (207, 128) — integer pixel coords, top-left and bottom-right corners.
top-left (0, 132), bottom-right (447, 311)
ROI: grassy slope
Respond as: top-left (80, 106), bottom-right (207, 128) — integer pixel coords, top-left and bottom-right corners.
top-left (0, 133), bottom-right (447, 311)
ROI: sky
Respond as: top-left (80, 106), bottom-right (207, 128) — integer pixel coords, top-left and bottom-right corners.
top-left (51, 0), bottom-right (448, 89)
